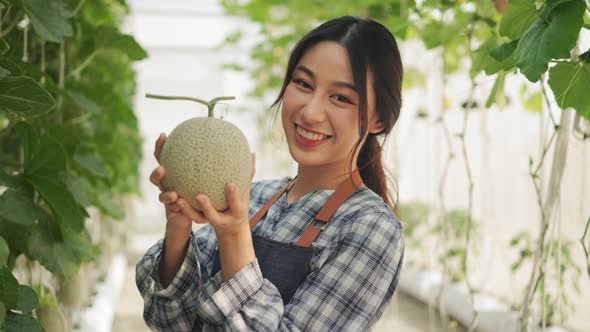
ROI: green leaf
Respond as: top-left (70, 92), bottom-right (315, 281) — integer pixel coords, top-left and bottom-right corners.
top-left (548, 62), bottom-right (590, 120)
top-left (74, 154), bottom-right (109, 178)
top-left (14, 286), bottom-right (39, 311)
top-left (514, 0), bottom-right (587, 82)
top-left (0, 189), bottom-right (37, 225)
top-left (0, 236), bottom-right (8, 265)
top-left (490, 40), bottom-right (519, 62)
top-left (4, 311), bottom-right (43, 332)
top-left (66, 91), bottom-right (100, 114)
top-left (20, 0), bottom-right (73, 43)
top-left (0, 302), bottom-right (5, 328)
top-left (485, 72), bottom-right (507, 110)
top-left (499, 0), bottom-right (538, 40)
top-left (0, 59), bottom-right (22, 76)
top-left (0, 66), bottom-right (9, 79)
top-left (95, 26), bottom-right (148, 61)
top-left (25, 172), bottom-right (85, 231)
top-left (0, 266), bottom-right (19, 307)
top-left (0, 77), bottom-right (56, 116)
top-left (27, 225), bottom-right (79, 278)
top-left (25, 133), bottom-right (67, 175)
top-left (14, 122), bottom-right (39, 166)
top-left (524, 91), bottom-right (543, 112)
top-left (0, 38), bottom-right (9, 55)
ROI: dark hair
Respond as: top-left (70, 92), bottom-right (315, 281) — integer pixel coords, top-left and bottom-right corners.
top-left (271, 16), bottom-right (403, 210)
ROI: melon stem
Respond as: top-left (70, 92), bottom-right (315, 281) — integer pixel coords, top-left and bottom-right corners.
top-left (145, 93), bottom-right (235, 117)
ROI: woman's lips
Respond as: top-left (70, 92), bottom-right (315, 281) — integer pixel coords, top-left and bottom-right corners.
top-left (294, 124), bottom-right (331, 147)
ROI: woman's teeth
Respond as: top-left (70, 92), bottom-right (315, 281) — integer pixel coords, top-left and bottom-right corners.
top-left (296, 125), bottom-right (329, 141)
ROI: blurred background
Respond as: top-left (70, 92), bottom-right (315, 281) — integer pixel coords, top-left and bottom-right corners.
top-left (0, 0), bottom-right (589, 331)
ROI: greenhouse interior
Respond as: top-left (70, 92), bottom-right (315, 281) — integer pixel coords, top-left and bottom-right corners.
top-left (0, 0), bottom-right (589, 331)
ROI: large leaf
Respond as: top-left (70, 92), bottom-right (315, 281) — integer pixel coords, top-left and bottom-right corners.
top-left (0, 59), bottom-right (22, 76)
top-left (20, 0), bottom-right (73, 43)
top-left (25, 171), bottom-right (85, 231)
top-left (27, 220), bottom-right (79, 278)
top-left (0, 236), bottom-right (8, 265)
top-left (4, 311), bottom-right (43, 332)
top-left (0, 66), bottom-right (9, 79)
top-left (548, 63), bottom-right (590, 121)
top-left (74, 154), bottom-right (109, 178)
top-left (0, 189), bottom-right (37, 225)
top-left (13, 286), bottom-right (39, 311)
top-left (95, 26), bottom-right (148, 61)
top-left (0, 302), bottom-right (5, 329)
top-left (25, 133), bottom-right (67, 175)
top-left (514, 0), bottom-right (586, 82)
top-left (0, 266), bottom-right (19, 307)
top-left (14, 122), bottom-right (39, 166)
top-left (499, 0), bottom-right (538, 40)
top-left (0, 77), bottom-right (55, 116)
top-left (66, 91), bottom-right (101, 114)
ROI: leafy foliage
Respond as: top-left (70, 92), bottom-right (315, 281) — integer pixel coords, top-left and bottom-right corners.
top-left (221, 0), bottom-right (590, 121)
top-left (0, 0), bottom-right (146, 327)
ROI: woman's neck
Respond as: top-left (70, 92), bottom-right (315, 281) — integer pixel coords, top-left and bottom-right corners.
top-left (287, 164), bottom-right (357, 204)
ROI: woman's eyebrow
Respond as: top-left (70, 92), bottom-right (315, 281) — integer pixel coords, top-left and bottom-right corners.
top-left (294, 65), bottom-right (358, 92)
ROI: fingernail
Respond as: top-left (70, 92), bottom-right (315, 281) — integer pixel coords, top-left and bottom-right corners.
top-left (197, 195), bottom-right (205, 203)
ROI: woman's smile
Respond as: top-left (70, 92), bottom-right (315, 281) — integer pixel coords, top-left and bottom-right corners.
top-left (294, 123), bottom-right (332, 147)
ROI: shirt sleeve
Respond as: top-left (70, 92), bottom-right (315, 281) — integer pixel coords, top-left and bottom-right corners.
top-left (193, 212), bottom-right (405, 331)
top-left (135, 225), bottom-right (219, 331)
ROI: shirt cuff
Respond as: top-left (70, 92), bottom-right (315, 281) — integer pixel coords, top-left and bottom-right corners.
top-left (196, 259), bottom-right (263, 322)
top-left (150, 234), bottom-right (201, 299)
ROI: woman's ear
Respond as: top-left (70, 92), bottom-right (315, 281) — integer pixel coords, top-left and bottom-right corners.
top-left (369, 120), bottom-right (385, 134)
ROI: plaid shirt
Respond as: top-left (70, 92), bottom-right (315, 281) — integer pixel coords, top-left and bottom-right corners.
top-left (136, 177), bottom-right (404, 331)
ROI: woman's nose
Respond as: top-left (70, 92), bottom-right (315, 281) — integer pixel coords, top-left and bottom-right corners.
top-left (301, 93), bottom-right (327, 124)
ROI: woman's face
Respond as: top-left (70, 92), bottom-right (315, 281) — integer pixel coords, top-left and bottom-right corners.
top-left (281, 41), bottom-right (383, 171)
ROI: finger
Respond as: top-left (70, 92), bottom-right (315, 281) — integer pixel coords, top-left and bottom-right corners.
top-left (159, 191), bottom-right (178, 204)
top-left (224, 183), bottom-right (242, 212)
top-left (154, 133), bottom-right (166, 163)
top-left (165, 203), bottom-right (180, 213)
top-left (149, 166), bottom-right (167, 192)
top-left (177, 198), bottom-right (208, 223)
top-left (196, 194), bottom-right (220, 223)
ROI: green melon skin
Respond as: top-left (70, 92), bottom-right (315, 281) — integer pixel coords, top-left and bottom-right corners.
top-left (160, 117), bottom-right (252, 211)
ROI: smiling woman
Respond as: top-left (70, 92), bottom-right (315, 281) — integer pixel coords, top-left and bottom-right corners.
top-left (136, 16), bottom-right (404, 331)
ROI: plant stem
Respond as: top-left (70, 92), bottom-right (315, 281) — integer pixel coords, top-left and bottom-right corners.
top-left (0, 12), bottom-right (19, 38)
top-left (581, 215), bottom-right (590, 279)
top-left (70, 49), bottom-right (98, 78)
top-left (145, 94), bottom-right (235, 117)
top-left (520, 108), bottom-right (574, 331)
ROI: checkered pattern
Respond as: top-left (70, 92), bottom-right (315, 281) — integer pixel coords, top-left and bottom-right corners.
top-left (136, 177), bottom-right (404, 331)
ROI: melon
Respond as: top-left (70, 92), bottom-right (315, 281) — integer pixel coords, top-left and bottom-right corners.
top-left (146, 94), bottom-right (252, 210)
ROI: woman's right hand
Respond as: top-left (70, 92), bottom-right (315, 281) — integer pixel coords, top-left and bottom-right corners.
top-left (149, 133), bottom-right (193, 236)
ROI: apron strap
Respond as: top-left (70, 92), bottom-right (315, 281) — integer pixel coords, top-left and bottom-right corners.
top-left (296, 169), bottom-right (363, 248)
top-left (249, 177), bottom-right (297, 229)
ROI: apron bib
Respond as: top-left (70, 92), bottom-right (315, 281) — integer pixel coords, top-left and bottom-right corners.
top-left (211, 170), bottom-right (363, 304)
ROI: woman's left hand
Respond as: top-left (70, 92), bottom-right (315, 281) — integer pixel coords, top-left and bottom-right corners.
top-left (175, 153), bottom-right (256, 236)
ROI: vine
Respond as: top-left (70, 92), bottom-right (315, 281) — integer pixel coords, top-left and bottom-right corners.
top-left (221, 0), bottom-right (590, 330)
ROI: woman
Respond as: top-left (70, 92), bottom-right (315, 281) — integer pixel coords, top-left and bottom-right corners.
top-left (137, 15), bottom-right (404, 331)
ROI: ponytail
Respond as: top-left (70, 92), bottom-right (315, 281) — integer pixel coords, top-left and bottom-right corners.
top-left (356, 134), bottom-right (397, 211)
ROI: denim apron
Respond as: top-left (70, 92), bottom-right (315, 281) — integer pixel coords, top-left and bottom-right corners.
top-left (211, 169), bottom-right (363, 304)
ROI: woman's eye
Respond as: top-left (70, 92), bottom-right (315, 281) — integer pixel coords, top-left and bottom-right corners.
top-left (293, 79), bottom-right (311, 89)
top-left (333, 95), bottom-right (353, 104)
